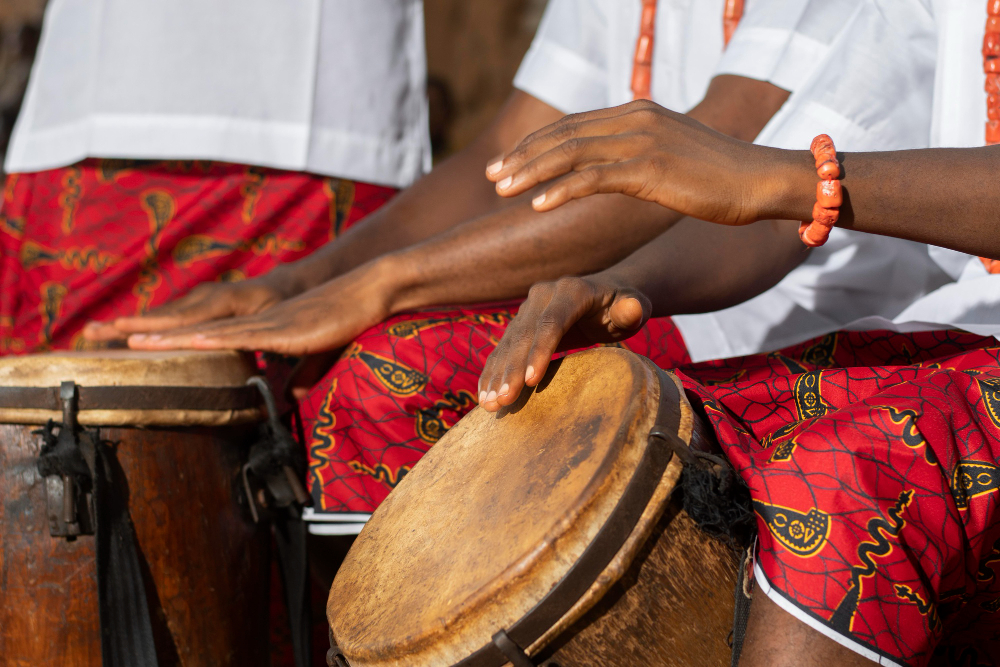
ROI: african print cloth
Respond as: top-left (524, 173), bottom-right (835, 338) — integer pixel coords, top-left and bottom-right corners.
top-left (0, 159), bottom-right (394, 353)
top-left (299, 307), bottom-right (691, 521)
top-left (676, 330), bottom-right (1000, 666)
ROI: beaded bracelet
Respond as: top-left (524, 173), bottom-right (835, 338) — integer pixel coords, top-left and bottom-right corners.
top-left (982, 0), bottom-right (1000, 273)
top-left (799, 134), bottom-right (842, 248)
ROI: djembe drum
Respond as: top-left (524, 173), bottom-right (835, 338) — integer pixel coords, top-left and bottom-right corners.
top-left (0, 350), bottom-right (273, 667)
top-left (327, 347), bottom-right (739, 667)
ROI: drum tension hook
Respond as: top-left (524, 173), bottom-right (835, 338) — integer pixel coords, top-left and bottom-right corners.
top-left (35, 381), bottom-right (96, 538)
top-left (241, 376), bottom-right (311, 523)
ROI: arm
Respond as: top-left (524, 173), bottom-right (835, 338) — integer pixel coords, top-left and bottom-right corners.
top-left (475, 217), bottom-right (805, 410)
top-left (486, 98), bottom-right (1000, 259)
top-left (478, 101), bottom-right (1000, 411)
top-left (272, 91), bottom-right (564, 293)
top-left (85, 91), bottom-right (564, 338)
top-left (126, 76), bottom-right (792, 354)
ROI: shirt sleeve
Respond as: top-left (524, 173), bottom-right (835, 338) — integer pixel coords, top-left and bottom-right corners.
top-left (513, 0), bottom-right (610, 114)
top-left (715, 0), bottom-right (861, 95)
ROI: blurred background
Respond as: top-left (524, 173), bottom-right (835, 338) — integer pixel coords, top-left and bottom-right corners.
top-left (0, 0), bottom-right (547, 175)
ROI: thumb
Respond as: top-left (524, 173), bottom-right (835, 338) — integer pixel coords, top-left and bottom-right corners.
top-left (608, 295), bottom-right (648, 334)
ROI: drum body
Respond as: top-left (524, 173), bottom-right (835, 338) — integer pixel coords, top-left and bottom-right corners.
top-left (0, 351), bottom-right (270, 667)
top-left (328, 348), bottom-right (737, 667)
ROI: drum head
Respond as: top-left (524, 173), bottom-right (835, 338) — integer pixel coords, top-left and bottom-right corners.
top-left (328, 348), bottom-right (692, 666)
top-left (0, 349), bottom-right (261, 426)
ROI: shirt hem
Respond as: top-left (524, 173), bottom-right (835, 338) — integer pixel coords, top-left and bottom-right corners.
top-left (6, 114), bottom-right (427, 187)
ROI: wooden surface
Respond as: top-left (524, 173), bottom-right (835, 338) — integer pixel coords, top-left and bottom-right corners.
top-left (0, 422), bottom-right (269, 667)
top-left (329, 348), bottom-right (700, 666)
top-left (539, 505), bottom-right (738, 667)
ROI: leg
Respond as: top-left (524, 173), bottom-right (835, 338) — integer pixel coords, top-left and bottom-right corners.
top-left (740, 590), bottom-right (874, 666)
top-left (300, 308), bottom-right (694, 519)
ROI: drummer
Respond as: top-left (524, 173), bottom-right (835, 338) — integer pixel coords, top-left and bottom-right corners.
top-left (478, 1), bottom-right (1000, 664)
top-left (101, 0), bottom-right (949, 536)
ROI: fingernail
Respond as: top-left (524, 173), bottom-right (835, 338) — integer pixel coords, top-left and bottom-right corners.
top-left (525, 366), bottom-right (535, 382)
top-left (486, 160), bottom-right (503, 176)
top-left (131, 334), bottom-right (146, 342)
top-left (486, 390), bottom-right (497, 403)
top-left (532, 193), bottom-right (547, 207)
top-left (147, 334), bottom-right (161, 341)
top-left (499, 383), bottom-right (510, 397)
top-left (497, 176), bottom-right (513, 191)
top-left (479, 391), bottom-right (487, 404)
top-left (192, 334), bottom-right (206, 340)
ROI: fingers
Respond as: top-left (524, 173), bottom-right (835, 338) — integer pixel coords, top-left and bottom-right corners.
top-left (487, 101), bottom-right (662, 190)
top-left (478, 279), bottom-right (595, 412)
top-left (82, 285), bottom-right (240, 341)
top-left (494, 135), bottom-right (637, 199)
top-left (608, 296), bottom-right (646, 333)
top-left (112, 291), bottom-right (237, 334)
top-left (530, 164), bottom-right (646, 212)
top-left (126, 314), bottom-right (290, 353)
top-left (478, 286), bottom-right (551, 412)
top-left (81, 320), bottom-right (129, 342)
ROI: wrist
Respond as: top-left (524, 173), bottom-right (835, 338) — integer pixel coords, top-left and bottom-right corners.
top-left (752, 148), bottom-right (817, 222)
top-left (364, 252), bottom-right (419, 317)
top-left (253, 263), bottom-right (305, 300)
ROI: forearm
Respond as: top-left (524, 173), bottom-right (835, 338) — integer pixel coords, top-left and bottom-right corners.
top-left (756, 146), bottom-right (1000, 260)
top-left (354, 76), bottom-right (793, 314)
top-left (595, 217), bottom-right (808, 317)
top-left (376, 194), bottom-right (684, 313)
top-left (272, 92), bottom-right (564, 293)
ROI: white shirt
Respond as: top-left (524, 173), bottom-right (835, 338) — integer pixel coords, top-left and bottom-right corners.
top-left (515, 0), bottom-right (952, 362)
top-left (6, 0), bottom-right (431, 188)
top-left (846, 0), bottom-right (1000, 338)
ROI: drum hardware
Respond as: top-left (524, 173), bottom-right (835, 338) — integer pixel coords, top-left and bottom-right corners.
top-left (36, 382), bottom-right (96, 538)
top-left (1, 350), bottom-right (274, 666)
top-left (242, 375), bottom-right (313, 667)
top-left (241, 376), bottom-right (310, 524)
top-left (34, 380), bottom-right (159, 666)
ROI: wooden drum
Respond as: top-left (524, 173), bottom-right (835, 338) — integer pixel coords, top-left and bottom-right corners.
top-left (0, 350), bottom-right (270, 667)
top-left (328, 347), bottom-right (738, 667)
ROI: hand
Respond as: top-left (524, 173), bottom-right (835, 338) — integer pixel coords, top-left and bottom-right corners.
top-left (477, 276), bottom-right (649, 412)
top-left (125, 265), bottom-right (392, 356)
top-left (485, 99), bottom-right (795, 225)
top-left (83, 271), bottom-right (297, 342)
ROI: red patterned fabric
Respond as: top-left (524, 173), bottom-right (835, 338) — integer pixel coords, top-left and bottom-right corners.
top-left (300, 307), bottom-right (691, 514)
top-left (0, 159), bottom-right (394, 353)
top-left (677, 330), bottom-right (1000, 666)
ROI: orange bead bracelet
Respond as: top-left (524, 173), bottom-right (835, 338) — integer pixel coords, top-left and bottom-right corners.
top-left (799, 134), bottom-right (841, 248)
top-left (984, 0), bottom-right (1000, 273)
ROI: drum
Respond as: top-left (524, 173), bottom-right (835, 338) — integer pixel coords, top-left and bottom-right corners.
top-left (327, 347), bottom-right (738, 667)
top-left (0, 350), bottom-right (270, 667)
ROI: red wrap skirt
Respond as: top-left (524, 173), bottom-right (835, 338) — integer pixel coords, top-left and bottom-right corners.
top-left (678, 329), bottom-right (1000, 665)
top-left (0, 159), bottom-right (394, 353)
top-left (299, 307), bottom-right (691, 518)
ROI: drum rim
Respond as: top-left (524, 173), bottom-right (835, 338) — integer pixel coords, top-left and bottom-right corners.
top-left (0, 384), bottom-right (262, 412)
